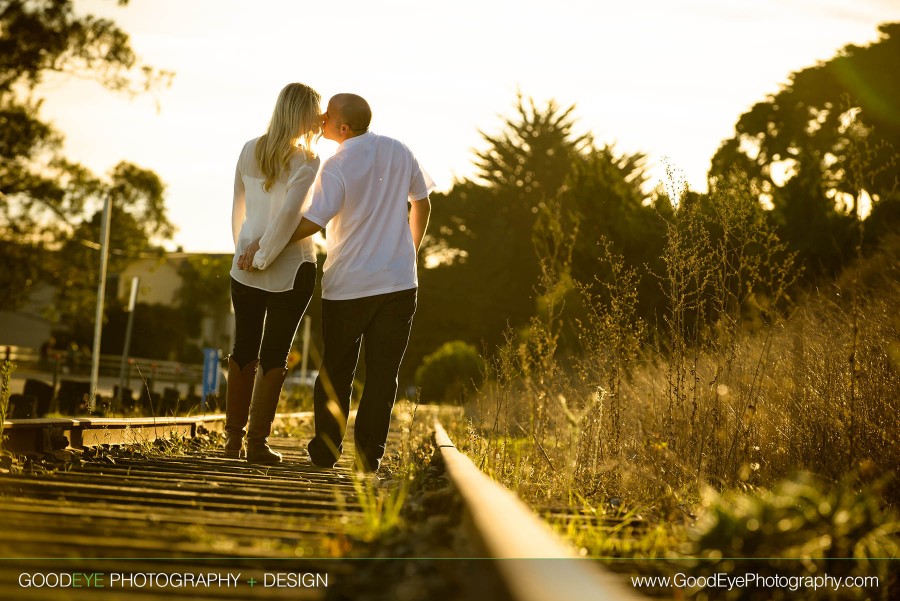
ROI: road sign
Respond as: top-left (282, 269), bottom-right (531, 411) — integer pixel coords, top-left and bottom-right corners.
top-left (201, 348), bottom-right (220, 411)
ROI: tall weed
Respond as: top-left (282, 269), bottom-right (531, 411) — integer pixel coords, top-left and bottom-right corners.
top-left (458, 170), bottom-right (898, 521)
top-left (1, 360), bottom-right (13, 452)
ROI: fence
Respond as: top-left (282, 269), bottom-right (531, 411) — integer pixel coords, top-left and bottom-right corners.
top-left (3, 345), bottom-right (205, 382)
top-left (2, 345), bottom-right (214, 417)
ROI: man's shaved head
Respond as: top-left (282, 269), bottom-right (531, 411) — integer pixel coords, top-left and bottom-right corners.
top-left (330, 93), bottom-right (372, 133)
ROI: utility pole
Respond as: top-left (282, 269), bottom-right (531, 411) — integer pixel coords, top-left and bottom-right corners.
top-left (116, 276), bottom-right (140, 412)
top-left (89, 195), bottom-right (112, 414)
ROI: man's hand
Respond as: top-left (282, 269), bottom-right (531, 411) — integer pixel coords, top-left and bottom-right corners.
top-left (238, 238), bottom-right (261, 271)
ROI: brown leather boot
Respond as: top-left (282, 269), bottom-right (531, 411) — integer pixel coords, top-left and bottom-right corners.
top-left (224, 357), bottom-right (259, 458)
top-left (246, 367), bottom-right (287, 464)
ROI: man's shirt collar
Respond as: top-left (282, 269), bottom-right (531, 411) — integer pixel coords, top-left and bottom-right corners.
top-left (336, 131), bottom-right (372, 154)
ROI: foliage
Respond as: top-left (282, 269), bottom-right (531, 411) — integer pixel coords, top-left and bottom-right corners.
top-left (710, 22), bottom-right (900, 281)
top-left (0, 0), bottom-right (173, 320)
top-left (0, 237), bottom-right (48, 305)
top-left (457, 215), bottom-right (899, 561)
top-left (685, 472), bottom-right (899, 600)
top-left (86, 253), bottom-right (234, 362)
top-left (473, 92), bottom-right (591, 198)
top-left (48, 164), bottom-right (172, 331)
top-left (176, 255), bottom-right (232, 324)
top-left (0, 0), bottom-right (171, 94)
top-left (574, 240), bottom-right (645, 472)
top-left (423, 28), bottom-right (900, 591)
top-left (565, 144), bottom-right (666, 325)
top-left (0, 359), bottom-right (12, 452)
top-left (174, 254), bottom-right (233, 348)
top-left (451, 234), bottom-right (899, 600)
top-left (411, 95), bottom-right (649, 379)
top-left (656, 169), bottom-right (798, 489)
top-left (346, 475), bottom-right (409, 543)
top-left (762, 250), bottom-right (900, 493)
top-left (414, 341), bottom-right (484, 404)
top-left (410, 181), bottom-right (536, 382)
top-left (101, 301), bottom-right (191, 362)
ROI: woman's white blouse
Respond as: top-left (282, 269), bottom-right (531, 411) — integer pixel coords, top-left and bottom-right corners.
top-left (230, 137), bottom-right (319, 292)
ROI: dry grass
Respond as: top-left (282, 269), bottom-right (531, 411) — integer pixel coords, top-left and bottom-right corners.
top-left (450, 172), bottom-right (900, 584)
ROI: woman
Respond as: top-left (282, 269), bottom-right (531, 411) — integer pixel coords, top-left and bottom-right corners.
top-left (227, 82), bottom-right (321, 463)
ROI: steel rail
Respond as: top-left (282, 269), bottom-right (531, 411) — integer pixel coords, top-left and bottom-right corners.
top-left (434, 420), bottom-right (644, 601)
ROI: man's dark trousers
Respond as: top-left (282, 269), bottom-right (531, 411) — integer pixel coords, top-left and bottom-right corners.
top-left (308, 287), bottom-right (417, 471)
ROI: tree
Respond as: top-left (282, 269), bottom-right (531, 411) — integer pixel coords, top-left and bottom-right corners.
top-left (101, 301), bottom-right (190, 361)
top-left (95, 253), bottom-right (234, 363)
top-left (709, 22), bottom-right (900, 280)
top-left (175, 254), bottom-right (233, 344)
top-left (473, 93), bottom-right (591, 200)
top-left (50, 163), bottom-right (171, 330)
top-left (0, 0), bottom-right (173, 312)
top-left (414, 341), bottom-right (484, 404)
top-left (410, 95), bottom-right (653, 371)
top-left (563, 144), bottom-right (668, 326)
top-left (415, 97), bottom-right (593, 362)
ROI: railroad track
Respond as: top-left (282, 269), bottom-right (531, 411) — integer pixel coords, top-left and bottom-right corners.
top-left (0, 413), bottom-right (642, 600)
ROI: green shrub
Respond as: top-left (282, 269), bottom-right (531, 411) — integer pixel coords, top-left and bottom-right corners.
top-left (1, 360), bottom-right (13, 452)
top-left (415, 341), bottom-right (484, 404)
top-left (683, 471), bottom-right (899, 600)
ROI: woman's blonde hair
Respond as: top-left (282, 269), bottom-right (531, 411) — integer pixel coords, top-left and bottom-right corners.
top-left (255, 83), bottom-right (321, 191)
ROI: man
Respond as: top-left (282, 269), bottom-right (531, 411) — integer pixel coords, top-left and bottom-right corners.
top-left (239, 93), bottom-right (432, 473)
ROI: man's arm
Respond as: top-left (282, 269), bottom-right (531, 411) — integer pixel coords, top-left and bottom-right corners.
top-left (409, 197), bottom-right (431, 252)
top-left (237, 217), bottom-right (323, 271)
top-left (290, 217), bottom-right (323, 243)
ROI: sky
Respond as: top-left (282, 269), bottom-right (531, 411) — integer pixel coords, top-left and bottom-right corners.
top-left (35, 0), bottom-right (900, 253)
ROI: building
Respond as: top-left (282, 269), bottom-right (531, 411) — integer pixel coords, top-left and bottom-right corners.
top-left (0, 282), bottom-right (55, 349)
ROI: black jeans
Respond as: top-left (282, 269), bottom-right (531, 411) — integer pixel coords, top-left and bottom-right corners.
top-left (308, 287), bottom-right (417, 471)
top-left (230, 262), bottom-right (316, 373)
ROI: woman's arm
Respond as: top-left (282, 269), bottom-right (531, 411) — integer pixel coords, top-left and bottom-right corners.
top-left (238, 217), bottom-right (322, 271)
top-left (231, 165), bottom-right (246, 248)
top-left (250, 156), bottom-right (320, 270)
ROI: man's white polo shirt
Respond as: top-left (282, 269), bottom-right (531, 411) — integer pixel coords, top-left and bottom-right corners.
top-left (303, 131), bottom-right (434, 300)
